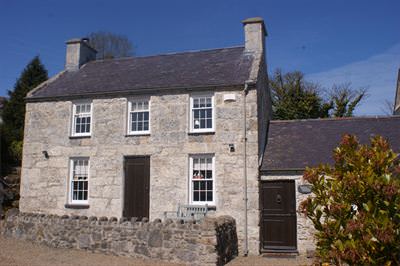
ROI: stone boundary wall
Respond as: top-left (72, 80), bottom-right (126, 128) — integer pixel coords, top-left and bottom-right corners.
top-left (0, 210), bottom-right (238, 266)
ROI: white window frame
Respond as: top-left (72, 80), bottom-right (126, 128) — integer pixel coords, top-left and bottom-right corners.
top-left (189, 154), bottom-right (216, 205)
top-left (189, 93), bottom-right (215, 133)
top-left (71, 101), bottom-right (92, 137)
top-left (68, 157), bottom-right (90, 205)
top-left (127, 97), bottom-right (151, 135)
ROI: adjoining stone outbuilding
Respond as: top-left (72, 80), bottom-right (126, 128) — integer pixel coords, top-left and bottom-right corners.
top-left (260, 116), bottom-right (400, 255)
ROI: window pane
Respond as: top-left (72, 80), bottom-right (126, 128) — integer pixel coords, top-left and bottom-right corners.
top-left (206, 97), bottom-right (212, 107)
top-left (200, 191), bottom-right (206, 201)
top-left (206, 109), bottom-right (212, 119)
top-left (206, 181), bottom-right (213, 190)
top-left (144, 112), bottom-right (149, 121)
top-left (206, 170), bottom-right (212, 179)
top-left (200, 119), bottom-right (205, 128)
top-left (193, 181), bottom-right (200, 190)
top-left (200, 181), bottom-right (206, 190)
top-left (76, 105), bottom-right (81, 113)
top-left (200, 109), bottom-right (205, 119)
top-left (193, 98), bottom-right (199, 108)
top-left (207, 191), bottom-right (213, 201)
top-left (194, 191), bottom-right (199, 201)
top-left (206, 119), bottom-right (212, 129)
top-left (194, 110), bottom-right (199, 119)
top-left (200, 98), bottom-right (205, 107)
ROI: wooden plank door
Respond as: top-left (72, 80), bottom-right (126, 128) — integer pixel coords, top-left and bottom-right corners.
top-left (123, 156), bottom-right (150, 219)
top-left (260, 180), bottom-right (297, 251)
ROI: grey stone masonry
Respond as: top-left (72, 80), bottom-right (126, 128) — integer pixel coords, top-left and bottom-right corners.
top-left (0, 210), bottom-right (238, 266)
top-left (20, 87), bottom-right (261, 254)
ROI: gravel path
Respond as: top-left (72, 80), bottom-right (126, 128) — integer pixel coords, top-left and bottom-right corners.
top-left (0, 235), bottom-right (314, 266)
top-left (0, 236), bottom-right (182, 266)
top-left (227, 254), bottom-right (314, 266)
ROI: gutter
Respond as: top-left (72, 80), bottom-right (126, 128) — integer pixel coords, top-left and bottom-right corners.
top-left (25, 83), bottom-right (247, 103)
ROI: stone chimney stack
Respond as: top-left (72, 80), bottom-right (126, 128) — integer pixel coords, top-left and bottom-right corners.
top-left (242, 17), bottom-right (267, 55)
top-left (65, 38), bottom-right (97, 71)
top-left (395, 68), bottom-right (400, 115)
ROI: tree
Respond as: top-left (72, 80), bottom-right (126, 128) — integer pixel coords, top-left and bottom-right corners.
top-left (329, 83), bottom-right (367, 117)
top-left (1, 56), bottom-right (48, 170)
top-left (380, 99), bottom-right (395, 116)
top-left (88, 31), bottom-right (134, 60)
top-left (300, 135), bottom-right (400, 265)
top-left (270, 69), bottom-right (331, 120)
top-left (269, 69), bottom-right (366, 120)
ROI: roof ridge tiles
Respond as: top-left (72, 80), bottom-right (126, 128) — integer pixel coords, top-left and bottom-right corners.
top-left (90, 45), bottom-right (246, 64)
top-left (270, 115), bottom-right (400, 123)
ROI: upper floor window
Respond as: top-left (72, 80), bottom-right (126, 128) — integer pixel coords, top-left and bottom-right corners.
top-left (128, 99), bottom-right (150, 135)
top-left (72, 102), bottom-right (92, 136)
top-left (189, 154), bottom-right (215, 205)
top-left (190, 94), bottom-right (214, 133)
top-left (69, 158), bottom-right (89, 204)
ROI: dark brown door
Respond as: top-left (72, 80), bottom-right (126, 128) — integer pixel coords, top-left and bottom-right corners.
top-left (123, 156), bottom-right (150, 219)
top-left (260, 180), bottom-right (297, 251)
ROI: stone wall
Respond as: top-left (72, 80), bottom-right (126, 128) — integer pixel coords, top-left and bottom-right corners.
top-left (1, 210), bottom-right (238, 266)
top-left (260, 174), bottom-right (316, 256)
top-left (20, 87), bottom-right (261, 254)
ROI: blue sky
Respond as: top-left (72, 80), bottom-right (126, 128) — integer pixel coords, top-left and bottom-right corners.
top-left (0, 0), bottom-right (399, 115)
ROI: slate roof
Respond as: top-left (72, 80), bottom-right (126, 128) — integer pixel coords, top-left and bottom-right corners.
top-left (261, 116), bottom-right (400, 172)
top-left (28, 47), bottom-right (253, 99)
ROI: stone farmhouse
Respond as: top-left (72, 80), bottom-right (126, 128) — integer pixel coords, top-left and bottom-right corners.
top-left (19, 17), bottom-right (400, 257)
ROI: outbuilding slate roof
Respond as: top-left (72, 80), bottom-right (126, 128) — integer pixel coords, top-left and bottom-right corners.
top-left (28, 47), bottom-right (253, 99)
top-left (261, 116), bottom-right (400, 172)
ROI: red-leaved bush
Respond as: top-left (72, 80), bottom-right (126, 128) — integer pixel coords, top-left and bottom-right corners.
top-left (299, 135), bottom-right (400, 265)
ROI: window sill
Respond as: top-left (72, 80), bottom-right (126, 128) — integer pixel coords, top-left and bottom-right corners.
top-left (69, 135), bottom-right (91, 139)
top-left (64, 204), bottom-right (90, 209)
top-left (188, 131), bottom-right (215, 136)
top-left (125, 133), bottom-right (151, 137)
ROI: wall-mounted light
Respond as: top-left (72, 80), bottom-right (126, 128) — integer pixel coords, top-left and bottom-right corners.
top-left (42, 150), bottom-right (49, 159)
top-left (229, 144), bottom-right (235, 152)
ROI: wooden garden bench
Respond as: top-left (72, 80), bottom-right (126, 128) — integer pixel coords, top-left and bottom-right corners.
top-left (164, 204), bottom-right (208, 221)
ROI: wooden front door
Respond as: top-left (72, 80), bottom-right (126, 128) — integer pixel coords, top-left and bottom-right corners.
top-left (123, 156), bottom-right (150, 219)
top-left (260, 180), bottom-right (297, 251)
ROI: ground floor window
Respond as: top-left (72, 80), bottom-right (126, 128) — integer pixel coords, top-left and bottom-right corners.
top-left (69, 158), bottom-right (89, 204)
top-left (189, 154), bottom-right (215, 205)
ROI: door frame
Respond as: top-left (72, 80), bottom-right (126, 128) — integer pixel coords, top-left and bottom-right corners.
top-left (259, 179), bottom-right (298, 253)
top-left (122, 155), bottom-right (150, 219)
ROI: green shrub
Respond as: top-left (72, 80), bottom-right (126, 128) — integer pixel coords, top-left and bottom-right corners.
top-left (300, 135), bottom-right (400, 265)
top-left (9, 140), bottom-right (23, 163)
